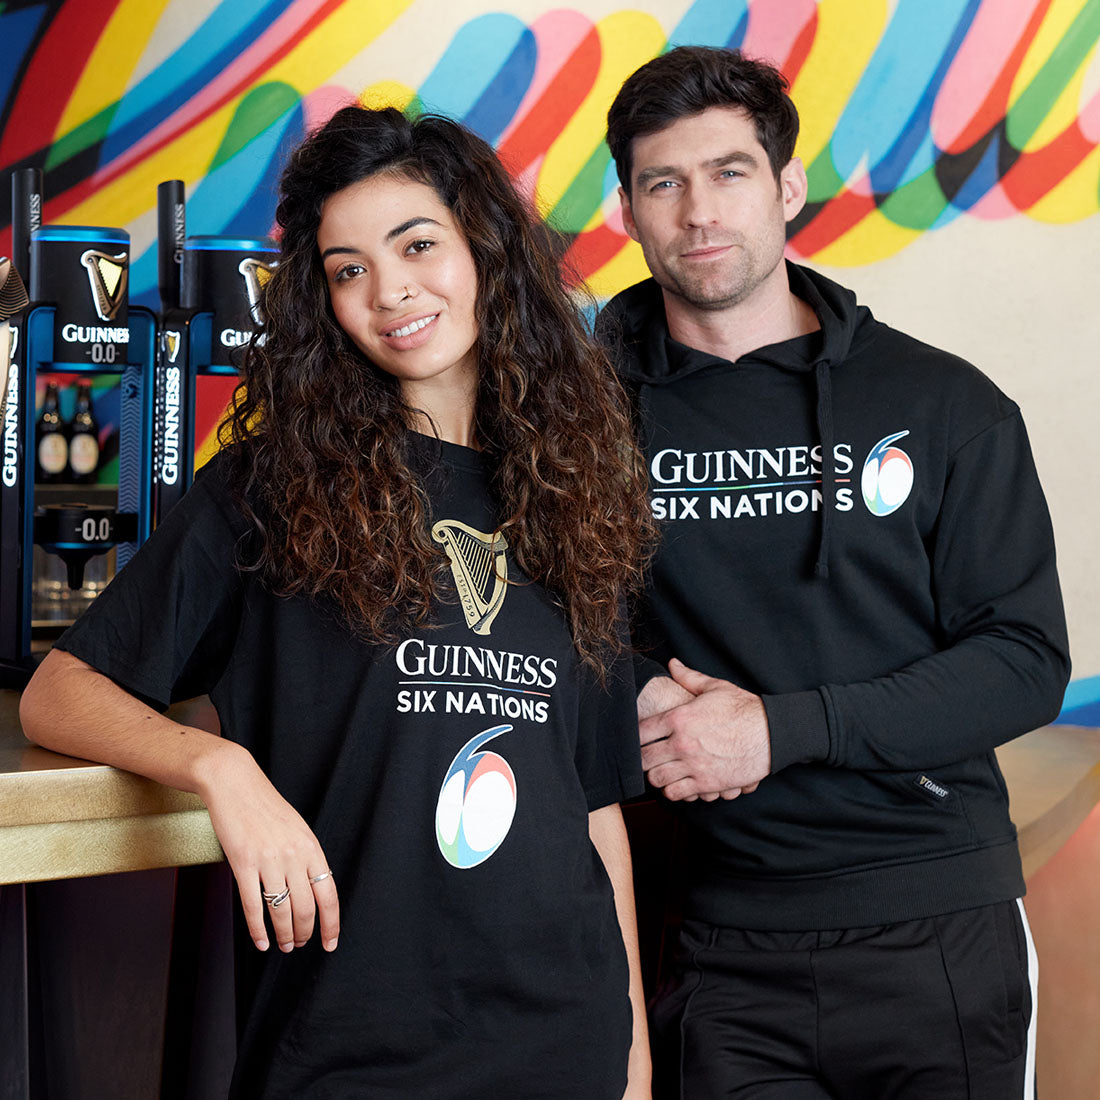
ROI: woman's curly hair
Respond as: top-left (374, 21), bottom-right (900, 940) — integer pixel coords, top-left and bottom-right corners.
top-left (220, 106), bottom-right (653, 668)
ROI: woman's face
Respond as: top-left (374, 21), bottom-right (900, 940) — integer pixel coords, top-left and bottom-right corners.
top-left (318, 173), bottom-right (479, 403)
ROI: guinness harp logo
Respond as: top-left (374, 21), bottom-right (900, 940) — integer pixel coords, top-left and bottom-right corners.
top-left (432, 520), bottom-right (509, 635)
top-left (163, 329), bottom-right (181, 363)
top-left (238, 258), bottom-right (276, 325)
top-left (80, 250), bottom-right (128, 321)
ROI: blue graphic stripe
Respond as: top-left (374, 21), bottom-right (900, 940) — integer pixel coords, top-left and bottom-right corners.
top-left (668, 0), bottom-right (748, 50)
top-left (873, 0), bottom-right (983, 191)
top-left (1053, 675), bottom-right (1100, 727)
top-left (129, 104), bottom-right (299, 309)
top-left (0, 6), bottom-right (49, 119)
top-left (418, 13), bottom-right (528, 123)
top-left (400, 679), bottom-right (551, 698)
top-left (832, 0), bottom-right (973, 189)
top-left (462, 26), bottom-right (536, 144)
top-left (100, 0), bottom-right (295, 166)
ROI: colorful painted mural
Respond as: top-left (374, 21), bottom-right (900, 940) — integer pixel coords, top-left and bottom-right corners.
top-left (2, 0), bottom-right (1098, 298)
top-left (2, 0), bottom-right (1098, 708)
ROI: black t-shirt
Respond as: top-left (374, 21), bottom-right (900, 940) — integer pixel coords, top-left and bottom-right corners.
top-left (58, 434), bottom-right (642, 1099)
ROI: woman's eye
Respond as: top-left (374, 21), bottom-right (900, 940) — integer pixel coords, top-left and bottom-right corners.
top-left (406, 238), bottom-right (435, 255)
top-left (333, 263), bottom-right (364, 283)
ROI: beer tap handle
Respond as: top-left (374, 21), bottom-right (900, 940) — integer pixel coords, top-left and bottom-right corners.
top-left (157, 180), bottom-right (186, 314)
top-left (0, 258), bottom-right (29, 321)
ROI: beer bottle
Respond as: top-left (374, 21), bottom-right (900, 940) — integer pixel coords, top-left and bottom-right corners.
top-left (36, 380), bottom-right (68, 482)
top-left (68, 379), bottom-right (100, 484)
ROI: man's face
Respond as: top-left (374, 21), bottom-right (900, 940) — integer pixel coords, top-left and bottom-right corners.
top-left (620, 106), bottom-right (806, 313)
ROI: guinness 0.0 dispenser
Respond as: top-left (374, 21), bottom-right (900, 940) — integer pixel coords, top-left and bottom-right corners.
top-left (0, 171), bottom-right (156, 684)
top-left (152, 179), bottom-right (277, 522)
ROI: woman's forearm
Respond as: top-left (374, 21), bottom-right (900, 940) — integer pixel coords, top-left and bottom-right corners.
top-left (589, 802), bottom-right (652, 1098)
top-left (19, 647), bottom-right (242, 798)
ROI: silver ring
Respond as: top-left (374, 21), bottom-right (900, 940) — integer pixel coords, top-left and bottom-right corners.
top-left (309, 870), bottom-right (332, 885)
top-left (262, 886), bottom-right (291, 908)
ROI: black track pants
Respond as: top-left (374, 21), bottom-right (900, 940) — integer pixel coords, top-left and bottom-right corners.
top-left (650, 899), bottom-right (1037, 1099)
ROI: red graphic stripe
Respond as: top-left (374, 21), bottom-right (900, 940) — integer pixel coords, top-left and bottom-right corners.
top-left (782, 8), bottom-right (818, 84)
top-left (999, 119), bottom-right (1095, 211)
top-left (0, 0), bottom-right (125, 166)
top-left (27, 0), bottom-right (346, 229)
top-left (788, 187), bottom-right (878, 257)
top-left (563, 222), bottom-right (626, 284)
top-left (497, 25), bottom-right (601, 178)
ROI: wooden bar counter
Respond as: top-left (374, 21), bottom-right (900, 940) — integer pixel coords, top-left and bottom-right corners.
top-left (2, 685), bottom-right (1099, 1099)
top-left (0, 690), bottom-right (224, 885)
top-left (3, 684), bottom-right (1098, 884)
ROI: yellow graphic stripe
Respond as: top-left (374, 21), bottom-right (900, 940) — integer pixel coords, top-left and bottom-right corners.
top-left (587, 238), bottom-right (650, 301)
top-left (536, 10), bottom-right (666, 213)
top-left (57, 0), bottom-right (174, 134)
top-left (65, 1), bottom-right (413, 229)
top-left (792, 0), bottom-right (888, 168)
top-left (810, 208), bottom-right (923, 268)
top-left (263, 0), bottom-right (414, 90)
top-left (63, 106), bottom-right (243, 229)
top-left (359, 80), bottom-right (417, 111)
top-left (194, 425), bottom-right (224, 473)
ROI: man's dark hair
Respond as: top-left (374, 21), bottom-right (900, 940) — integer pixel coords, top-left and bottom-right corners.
top-left (607, 46), bottom-right (800, 192)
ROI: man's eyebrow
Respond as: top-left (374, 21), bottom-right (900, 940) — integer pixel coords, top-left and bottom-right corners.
top-left (635, 164), bottom-right (681, 188)
top-left (707, 150), bottom-right (760, 170)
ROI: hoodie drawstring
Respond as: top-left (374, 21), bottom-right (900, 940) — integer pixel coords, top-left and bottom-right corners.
top-left (814, 361), bottom-right (834, 579)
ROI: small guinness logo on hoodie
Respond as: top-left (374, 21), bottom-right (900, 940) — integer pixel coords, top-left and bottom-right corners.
top-left (916, 774), bottom-right (950, 800)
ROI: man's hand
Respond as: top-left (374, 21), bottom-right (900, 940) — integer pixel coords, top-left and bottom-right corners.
top-left (637, 672), bottom-right (694, 721)
top-left (638, 658), bottom-right (770, 802)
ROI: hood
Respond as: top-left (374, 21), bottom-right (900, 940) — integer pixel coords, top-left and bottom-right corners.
top-left (599, 261), bottom-right (875, 579)
top-left (598, 260), bottom-right (871, 385)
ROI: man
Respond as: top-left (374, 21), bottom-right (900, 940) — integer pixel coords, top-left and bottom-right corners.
top-left (600, 46), bottom-right (1070, 1099)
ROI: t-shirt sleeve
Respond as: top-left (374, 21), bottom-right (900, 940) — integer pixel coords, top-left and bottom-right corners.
top-left (55, 452), bottom-right (249, 709)
top-left (574, 648), bottom-right (645, 812)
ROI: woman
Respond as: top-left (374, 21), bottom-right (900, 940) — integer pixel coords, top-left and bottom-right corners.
top-left (20, 107), bottom-right (654, 1098)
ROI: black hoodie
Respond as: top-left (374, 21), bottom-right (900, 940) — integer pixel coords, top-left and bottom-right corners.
top-left (601, 262), bottom-right (1071, 930)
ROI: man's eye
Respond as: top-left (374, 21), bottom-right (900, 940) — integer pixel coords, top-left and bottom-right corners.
top-left (650, 180), bottom-right (677, 192)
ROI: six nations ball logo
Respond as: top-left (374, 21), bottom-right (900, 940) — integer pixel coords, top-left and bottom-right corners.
top-left (861, 431), bottom-right (914, 517)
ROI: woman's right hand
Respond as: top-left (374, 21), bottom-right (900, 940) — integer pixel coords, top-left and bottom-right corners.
top-left (196, 740), bottom-right (340, 954)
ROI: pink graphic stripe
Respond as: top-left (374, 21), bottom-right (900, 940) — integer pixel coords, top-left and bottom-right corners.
top-left (743, 0), bottom-right (818, 75)
top-left (933, 0), bottom-right (1052, 152)
top-left (497, 9), bottom-right (594, 147)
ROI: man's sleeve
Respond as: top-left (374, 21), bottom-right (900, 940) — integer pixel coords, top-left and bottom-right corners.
top-left (764, 409), bottom-right (1071, 773)
top-left (55, 454), bottom-right (248, 708)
